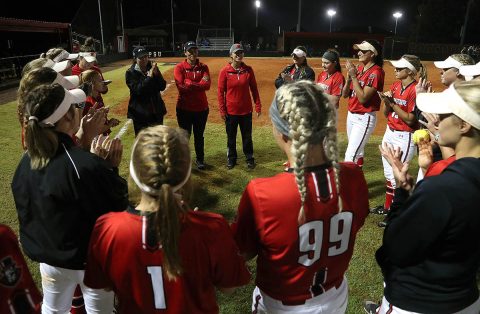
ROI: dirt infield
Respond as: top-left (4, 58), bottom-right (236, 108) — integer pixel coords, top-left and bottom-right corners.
top-left (111, 56), bottom-right (444, 136)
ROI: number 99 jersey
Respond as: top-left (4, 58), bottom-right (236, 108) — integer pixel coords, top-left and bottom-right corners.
top-left (231, 163), bottom-right (369, 304)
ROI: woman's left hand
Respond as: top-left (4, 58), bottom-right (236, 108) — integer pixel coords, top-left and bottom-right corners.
top-left (379, 143), bottom-right (414, 192)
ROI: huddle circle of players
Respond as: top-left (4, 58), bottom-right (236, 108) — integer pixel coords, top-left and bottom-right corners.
top-left (3, 37), bottom-right (480, 314)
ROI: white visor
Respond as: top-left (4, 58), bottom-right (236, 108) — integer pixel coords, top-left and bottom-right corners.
top-left (353, 41), bottom-right (378, 56)
top-left (389, 58), bottom-right (417, 74)
top-left (52, 73), bottom-right (80, 90)
top-left (41, 88), bottom-right (86, 125)
top-left (416, 84), bottom-right (480, 130)
top-left (459, 62), bottom-right (480, 79)
top-left (291, 48), bottom-right (307, 58)
top-left (79, 52), bottom-right (97, 63)
top-left (52, 60), bottom-right (71, 73)
top-left (53, 50), bottom-right (78, 62)
top-left (434, 56), bottom-right (463, 70)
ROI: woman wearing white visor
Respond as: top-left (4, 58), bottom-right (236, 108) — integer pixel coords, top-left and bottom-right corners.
top-left (11, 83), bottom-right (128, 314)
top-left (342, 39), bottom-right (385, 168)
top-left (275, 46), bottom-right (315, 88)
top-left (371, 55), bottom-right (426, 221)
top-left (41, 48), bottom-right (79, 76)
top-left (372, 80), bottom-right (480, 314)
top-left (433, 54), bottom-right (475, 87)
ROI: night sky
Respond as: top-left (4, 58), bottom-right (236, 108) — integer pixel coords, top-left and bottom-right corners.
top-left (3, 0), bottom-right (479, 43)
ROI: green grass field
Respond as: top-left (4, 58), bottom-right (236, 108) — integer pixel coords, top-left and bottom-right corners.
top-left (0, 64), bottom-right (419, 313)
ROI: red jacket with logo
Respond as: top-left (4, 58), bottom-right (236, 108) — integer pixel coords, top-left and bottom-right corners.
top-left (174, 60), bottom-right (211, 112)
top-left (217, 62), bottom-right (261, 116)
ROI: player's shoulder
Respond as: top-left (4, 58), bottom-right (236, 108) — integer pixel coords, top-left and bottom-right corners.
top-left (333, 71), bottom-right (345, 81)
top-left (185, 211), bottom-right (230, 233)
top-left (248, 172), bottom-right (292, 188)
top-left (372, 64), bottom-right (385, 74)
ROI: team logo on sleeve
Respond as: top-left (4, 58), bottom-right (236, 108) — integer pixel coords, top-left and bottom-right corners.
top-left (0, 256), bottom-right (21, 287)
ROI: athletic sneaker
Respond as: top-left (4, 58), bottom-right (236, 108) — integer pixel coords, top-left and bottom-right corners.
top-left (195, 160), bottom-right (206, 170)
top-left (370, 205), bottom-right (387, 215)
top-left (227, 160), bottom-right (236, 169)
top-left (364, 300), bottom-right (380, 314)
top-left (378, 218), bottom-right (387, 228)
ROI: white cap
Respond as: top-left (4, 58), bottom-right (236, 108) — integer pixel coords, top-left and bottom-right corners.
top-left (52, 50), bottom-right (78, 62)
top-left (389, 58), bottom-right (417, 74)
top-left (52, 73), bottom-right (80, 90)
top-left (291, 48), bottom-right (307, 58)
top-left (459, 62), bottom-right (480, 79)
top-left (434, 56), bottom-right (463, 69)
top-left (79, 52), bottom-right (97, 63)
top-left (416, 84), bottom-right (480, 130)
top-left (41, 88), bottom-right (86, 125)
top-left (353, 41), bottom-right (378, 56)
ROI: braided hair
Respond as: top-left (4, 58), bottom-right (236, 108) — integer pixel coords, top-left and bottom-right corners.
top-left (129, 125), bottom-right (191, 280)
top-left (275, 80), bottom-right (342, 223)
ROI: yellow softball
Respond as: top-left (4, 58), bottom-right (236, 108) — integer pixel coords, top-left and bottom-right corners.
top-left (413, 129), bottom-right (430, 144)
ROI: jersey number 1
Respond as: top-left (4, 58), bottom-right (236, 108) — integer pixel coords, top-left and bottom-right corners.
top-left (298, 212), bottom-right (353, 267)
top-left (147, 266), bottom-right (167, 309)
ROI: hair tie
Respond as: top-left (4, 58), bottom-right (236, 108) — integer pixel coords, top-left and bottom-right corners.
top-left (28, 116), bottom-right (39, 122)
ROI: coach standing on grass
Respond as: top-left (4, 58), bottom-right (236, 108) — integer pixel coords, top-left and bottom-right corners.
top-left (126, 46), bottom-right (167, 135)
top-left (274, 46), bottom-right (315, 89)
top-left (174, 41), bottom-right (211, 170)
top-left (218, 43), bottom-right (261, 170)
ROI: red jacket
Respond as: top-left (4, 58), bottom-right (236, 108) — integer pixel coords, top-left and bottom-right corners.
top-left (217, 62), bottom-right (261, 116)
top-left (174, 60), bottom-right (211, 111)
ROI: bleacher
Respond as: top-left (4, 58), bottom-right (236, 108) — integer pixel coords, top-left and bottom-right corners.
top-left (196, 29), bottom-right (234, 51)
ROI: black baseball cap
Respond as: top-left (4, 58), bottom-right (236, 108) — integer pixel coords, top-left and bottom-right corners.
top-left (133, 46), bottom-right (149, 59)
top-left (184, 41), bottom-right (198, 52)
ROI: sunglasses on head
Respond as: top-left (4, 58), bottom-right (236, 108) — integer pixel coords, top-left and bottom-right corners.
top-left (73, 102), bottom-right (86, 109)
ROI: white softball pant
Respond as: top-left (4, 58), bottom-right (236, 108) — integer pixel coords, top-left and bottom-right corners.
top-left (381, 127), bottom-right (415, 189)
top-left (377, 295), bottom-right (480, 314)
top-left (345, 112), bottom-right (377, 163)
top-left (40, 263), bottom-right (114, 314)
top-left (251, 277), bottom-right (348, 314)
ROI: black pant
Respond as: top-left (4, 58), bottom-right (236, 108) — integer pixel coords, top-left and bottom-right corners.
top-left (133, 116), bottom-right (164, 136)
top-left (176, 108), bottom-right (209, 162)
top-left (225, 113), bottom-right (254, 162)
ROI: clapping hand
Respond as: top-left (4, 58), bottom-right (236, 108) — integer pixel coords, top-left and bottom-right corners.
top-left (417, 139), bottom-right (433, 174)
top-left (415, 77), bottom-right (433, 95)
top-left (345, 60), bottom-right (358, 78)
top-left (379, 143), bottom-right (414, 191)
top-left (90, 135), bottom-right (123, 168)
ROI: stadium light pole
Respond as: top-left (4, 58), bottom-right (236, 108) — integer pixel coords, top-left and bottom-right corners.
top-left (393, 12), bottom-right (402, 35)
top-left (327, 9), bottom-right (336, 33)
top-left (296, 0), bottom-right (302, 32)
top-left (171, 0), bottom-right (175, 52)
top-left (255, 1), bottom-right (261, 28)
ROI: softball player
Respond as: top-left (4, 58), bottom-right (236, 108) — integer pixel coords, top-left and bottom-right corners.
top-left (370, 80), bottom-right (480, 314)
top-left (84, 125), bottom-right (250, 313)
top-left (232, 81), bottom-right (369, 313)
top-left (316, 49), bottom-right (345, 109)
top-left (371, 55), bottom-right (426, 219)
top-left (275, 46), bottom-right (315, 88)
top-left (342, 40), bottom-right (385, 167)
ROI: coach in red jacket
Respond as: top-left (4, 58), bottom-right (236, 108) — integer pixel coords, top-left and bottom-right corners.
top-left (218, 43), bottom-right (261, 169)
top-left (174, 41), bottom-right (211, 170)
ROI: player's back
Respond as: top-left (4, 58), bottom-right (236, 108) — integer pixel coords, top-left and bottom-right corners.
top-left (84, 207), bottom-right (250, 314)
top-left (242, 162), bottom-right (369, 303)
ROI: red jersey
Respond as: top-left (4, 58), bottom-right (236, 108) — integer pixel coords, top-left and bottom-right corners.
top-left (231, 163), bottom-right (369, 303)
top-left (72, 64), bottom-right (105, 102)
top-left (316, 71), bottom-right (345, 97)
top-left (348, 64), bottom-right (384, 113)
top-left (0, 224), bottom-right (42, 314)
top-left (425, 155), bottom-right (456, 177)
top-left (84, 208), bottom-right (250, 314)
top-left (387, 80), bottom-right (417, 132)
top-left (174, 60), bottom-right (210, 112)
top-left (217, 62), bottom-right (261, 116)
top-left (83, 95), bottom-right (104, 116)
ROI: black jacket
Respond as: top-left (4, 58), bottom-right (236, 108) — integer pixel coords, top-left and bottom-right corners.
top-left (274, 63), bottom-right (315, 89)
top-left (11, 133), bottom-right (128, 270)
top-left (126, 63), bottom-right (167, 128)
top-left (376, 157), bottom-right (480, 313)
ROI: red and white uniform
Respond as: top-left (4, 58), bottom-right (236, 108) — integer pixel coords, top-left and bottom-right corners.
top-left (381, 80), bottom-right (417, 210)
top-left (316, 71), bottom-right (345, 97)
top-left (232, 163), bottom-right (369, 312)
top-left (217, 63), bottom-right (261, 116)
top-left (84, 208), bottom-right (250, 314)
top-left (345, 64), bottom-right (385, 166)
top-left (174, 59), bottom-right (210, 111)
top-left (0, 224), bottom-right (42, 314)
